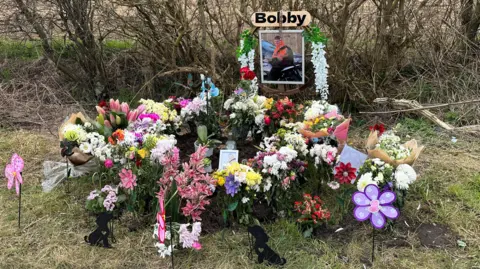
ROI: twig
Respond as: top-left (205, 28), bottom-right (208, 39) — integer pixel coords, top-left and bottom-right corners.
top-left (360, 98), bottom-right (480, 114)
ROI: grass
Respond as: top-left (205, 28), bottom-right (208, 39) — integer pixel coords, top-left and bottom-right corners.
top-left (0, 39), bottom-right (134, 60)
top-left (1, 121), bottom-right (480, 269)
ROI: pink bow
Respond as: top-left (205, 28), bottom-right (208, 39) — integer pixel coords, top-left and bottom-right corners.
top-left (4, 153), bottom-right (24, 195)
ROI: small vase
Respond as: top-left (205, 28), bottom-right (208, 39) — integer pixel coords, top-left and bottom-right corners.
top-left (204, 164), bottom-right (212, 173)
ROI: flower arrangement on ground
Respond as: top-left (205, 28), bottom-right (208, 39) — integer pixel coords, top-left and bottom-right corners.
top-left (357, 158), bottom-right (417, 209)
top-left (213, 161), bottom-right (263, 224)
top-left (366, 128), bottom-right (424, 166)
top-left (153, 146), bottom-right (216, 257)
top-left (294, 193), bottom-right (331, 237)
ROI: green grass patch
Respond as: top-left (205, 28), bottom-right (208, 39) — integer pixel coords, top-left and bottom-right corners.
top-left (0, 39), bottom-right (135, 60)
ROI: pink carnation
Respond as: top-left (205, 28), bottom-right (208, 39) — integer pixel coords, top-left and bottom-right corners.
top-left (104, 159), bottom-right (114, 168)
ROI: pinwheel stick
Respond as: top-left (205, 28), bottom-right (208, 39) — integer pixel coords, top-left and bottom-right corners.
top-left (372, 228), bottom-right (375, 263)
top-left (18, 173), bottom-right (22, 229)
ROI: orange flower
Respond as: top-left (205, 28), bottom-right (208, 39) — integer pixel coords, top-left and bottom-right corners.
top-left (108, 136), bottom-right (115, 145)
top-left (113, 129), bottom-right (125, 141)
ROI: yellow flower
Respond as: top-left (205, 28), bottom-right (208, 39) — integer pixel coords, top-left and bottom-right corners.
top-left (162, 112), bottom-right (169, 121)
top-left (225, 162), bottom-right (241, 175)
top-left (137, 148), bottom-right (147, 159)
top-left (245, 171), bottom-right (262, 186)
top-left (217, 177), bottom-right (225, 186)
top-left (264, 98), bottom-right (274, 110)
top-left (314, 118), bottom-right (320, 124)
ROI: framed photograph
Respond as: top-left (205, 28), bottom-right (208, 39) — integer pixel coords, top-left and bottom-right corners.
top-left (218, 150), bottom-right (239, 170)
top-left (259, 30), bottom-right (305, 84)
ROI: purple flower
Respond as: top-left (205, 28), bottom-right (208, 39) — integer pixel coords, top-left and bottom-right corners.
top-left (224, 174), bottom-right (240, 197)
top-left (234, 88), bottom-right (244, 95)
top-left (179, 99), bottom-right (191, 108)
top-left (139, 113), bottom-right (160, 122)
top-left (352, 184), bottom-right (399, 229)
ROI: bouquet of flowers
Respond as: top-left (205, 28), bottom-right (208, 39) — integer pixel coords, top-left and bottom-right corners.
top-left (263, 97), bottom-right (303, 135)
top-left (300, 100), bottom-right (350, 145)
top-left (366, 127), bottom-right (424, 166)
top-left (223, 93), bottom-right (268, 139)
top-left (138, 98), bottom-right (182, 133)
top-left (213, 161), bottom-right (263, 224)
top-left (85, 184), bottom-right (127, 214)
top-left (357, 158), bottom-right (417, 208)
top-left (153, 146), bottom-right (216, 257)
top-left (294, 193), bottom-right (331, 237)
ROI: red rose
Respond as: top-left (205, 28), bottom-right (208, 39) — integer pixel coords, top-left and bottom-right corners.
top-left (240, 67), bottom-right (256, 80)
top-left (264, 115), bottom-right (271, 125)
top-left (369, 123), bottom-right (385, 136)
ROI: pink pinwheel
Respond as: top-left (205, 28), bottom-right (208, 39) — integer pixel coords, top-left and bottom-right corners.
top-left (4, 153), bottom-right (24, 195)
top-left (156, 196), bottom-right (166, 244)
top-left (352, 184), bottom-right (399, 229)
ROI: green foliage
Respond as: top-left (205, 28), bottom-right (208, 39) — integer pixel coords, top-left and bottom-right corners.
top-left (395, 118), bottom-right (437, 138)
top-left (445, 111), bottom-right (459, 123)
top-left (303, 25), bottom-right (328, 44)
top-left (0, 38), bottom-right (133, 60)
top-left (236, 30), bottom-right (257, 58)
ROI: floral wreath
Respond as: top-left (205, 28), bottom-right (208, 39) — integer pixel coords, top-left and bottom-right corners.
top-left (236, 25), bottom-right (329, 100)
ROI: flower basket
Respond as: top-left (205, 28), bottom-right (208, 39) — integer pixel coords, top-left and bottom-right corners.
top-left (67, 147), bottom-right (94, 166)
top-left (365, 131), bottom-right (424, 167)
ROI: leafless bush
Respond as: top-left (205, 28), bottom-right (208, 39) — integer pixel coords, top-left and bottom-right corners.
top-left (1, 0), bottom-right (480, 126)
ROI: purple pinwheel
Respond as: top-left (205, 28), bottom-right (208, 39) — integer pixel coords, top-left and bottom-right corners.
top-left (4, 153), bottom-right (24, 195)
top-left (352, 184), bottom-right (399, 229)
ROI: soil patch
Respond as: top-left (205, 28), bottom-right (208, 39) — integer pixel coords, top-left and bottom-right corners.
top-left (417, 223), bottom-right (456, 248)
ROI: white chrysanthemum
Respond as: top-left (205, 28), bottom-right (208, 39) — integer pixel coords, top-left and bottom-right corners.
top-left (79, 143), bottom-right (92, 154)
top-left (394, 164), bottom-right (417, 190)
top-left (278, 146), bottom-right (298, 162)
top-left (284, 132), bottom-right (308, 156)
top-left (241, 197), bottom-right (250, 204)
top-left (357, 172), bottom-right (377, 192)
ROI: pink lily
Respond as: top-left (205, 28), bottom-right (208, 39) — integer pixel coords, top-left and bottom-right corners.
top-left (4, 153), bottom-right (24, 195)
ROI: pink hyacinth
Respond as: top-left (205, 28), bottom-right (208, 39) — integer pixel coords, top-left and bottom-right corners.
top-left (119, 169), bottom-right (137, 190)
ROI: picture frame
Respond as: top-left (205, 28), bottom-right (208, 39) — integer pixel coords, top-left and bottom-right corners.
top-left (259, 29), bottom-right (305, 85)
top-left (218, 150), bottom-right (239, 170)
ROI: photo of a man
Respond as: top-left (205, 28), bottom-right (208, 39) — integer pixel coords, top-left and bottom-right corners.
top-left (260, 30), bottom-right (304, 84)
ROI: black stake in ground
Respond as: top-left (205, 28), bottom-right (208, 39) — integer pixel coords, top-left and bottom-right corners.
top-left (65, 157), bottom-right (70, 193)
top-left (18, 173), bottom-right (22, 229)
top-left (372, 228), bottom-right (375, 263)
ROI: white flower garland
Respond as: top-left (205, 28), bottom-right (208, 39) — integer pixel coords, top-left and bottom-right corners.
top-left (311, 42), bottom-right (329, 100)
top-left (238, 40), bottom-right (255, 71)
top-left (238, 39), bottom-right (257, 94)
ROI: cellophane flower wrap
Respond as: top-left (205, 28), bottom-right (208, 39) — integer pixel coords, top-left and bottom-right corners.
top-left (366, 130), bottom-right (424, 167)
